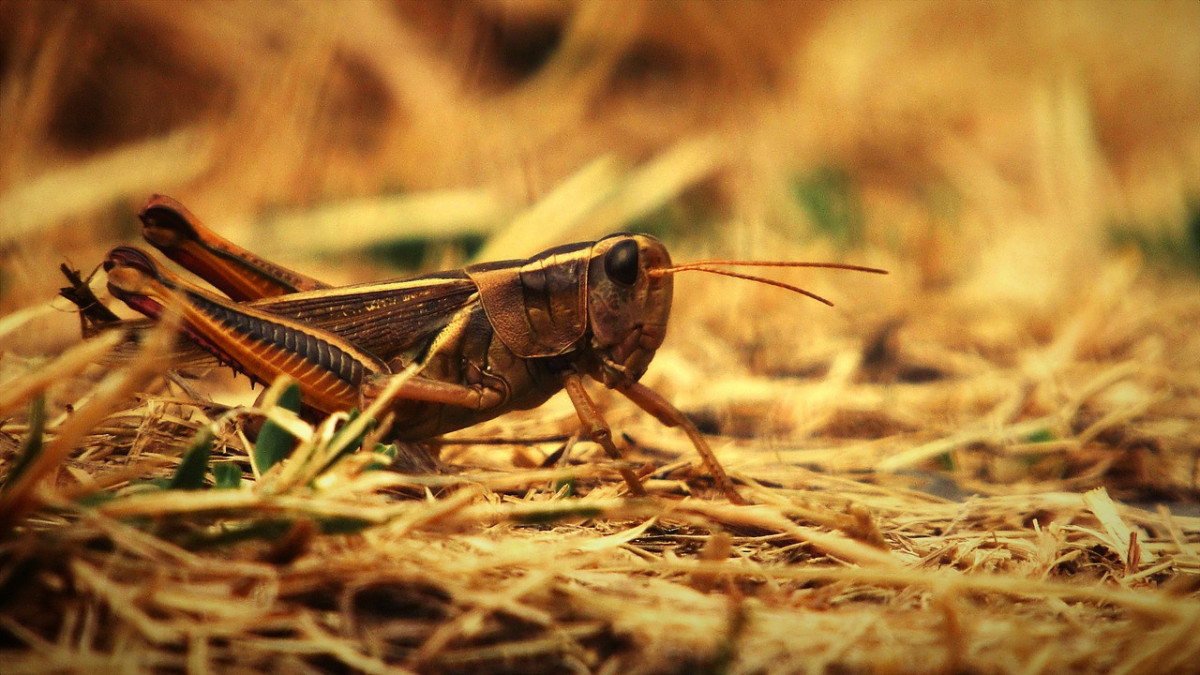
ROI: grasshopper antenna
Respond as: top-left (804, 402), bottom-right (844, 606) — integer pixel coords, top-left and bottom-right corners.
top-left (650, 261), bottom-right (888, 306)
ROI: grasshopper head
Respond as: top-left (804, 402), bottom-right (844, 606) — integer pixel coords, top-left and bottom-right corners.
top-left (585, 234), bottom-right (673, 388)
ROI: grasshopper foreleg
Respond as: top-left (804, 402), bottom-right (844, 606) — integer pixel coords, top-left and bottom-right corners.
top-left (620, 381), bottom-right (746, 505)
top-left (562, 372), bottom-right (649, 498)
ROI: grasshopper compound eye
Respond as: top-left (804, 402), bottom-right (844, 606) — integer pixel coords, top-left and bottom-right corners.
top-left (604, 238), bottom-right (640, 287)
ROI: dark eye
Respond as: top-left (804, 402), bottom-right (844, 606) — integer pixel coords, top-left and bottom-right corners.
top-left (604, 239), bottom-right (640, 286)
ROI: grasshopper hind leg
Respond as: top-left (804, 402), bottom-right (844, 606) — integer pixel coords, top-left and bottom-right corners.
top-left (138, 194), bottom-right (328, 302)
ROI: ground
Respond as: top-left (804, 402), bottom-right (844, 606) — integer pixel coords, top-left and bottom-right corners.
top-left (1, 2), bottom-right (1199, 672)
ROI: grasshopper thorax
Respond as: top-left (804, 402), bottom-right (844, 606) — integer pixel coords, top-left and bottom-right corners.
top-left (583, 234), bottom-right (673, 388)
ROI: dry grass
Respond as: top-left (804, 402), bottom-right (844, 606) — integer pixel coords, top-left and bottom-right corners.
top-left (2, 1), bottom-right (1200, 672)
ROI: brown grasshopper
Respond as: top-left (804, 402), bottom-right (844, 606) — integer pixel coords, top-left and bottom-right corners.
top-left (68, 195), bottom-right (886, 503)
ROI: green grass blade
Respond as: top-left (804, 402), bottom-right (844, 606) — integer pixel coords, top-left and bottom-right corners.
top-left (167, 427), bottom-right (213, 490)
top-left (253, 382), bottom-right (303, 474)
top-left (212, 461), bottom-right (243, 489)
top-left (2, 396), bottom-right (45, 491)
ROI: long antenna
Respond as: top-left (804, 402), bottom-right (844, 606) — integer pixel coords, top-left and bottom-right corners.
top-left (659, 261), bottom-right (888, 274)
top-left (649, 260), bottom-right (888, 307)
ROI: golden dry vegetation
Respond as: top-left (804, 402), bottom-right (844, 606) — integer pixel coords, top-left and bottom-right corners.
top-left (2, 1), bottom-right (1200, 672)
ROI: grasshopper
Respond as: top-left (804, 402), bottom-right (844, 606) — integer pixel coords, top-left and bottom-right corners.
top-left (67, 195), bottom-right (886, 503)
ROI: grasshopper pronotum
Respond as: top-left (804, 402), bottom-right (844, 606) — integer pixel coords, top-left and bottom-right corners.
top-left (68, 195), bottom-right (886, 503)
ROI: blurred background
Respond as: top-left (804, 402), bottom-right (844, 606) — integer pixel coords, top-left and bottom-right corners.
top-left (4, 4), bottom-right (1200, 667)
top-left (1, 0), bottom-right (1200, 500)
top-left (0, 0), bottom-right (1197, 377)
top-left (1, 0), bottom-right (1195, 282)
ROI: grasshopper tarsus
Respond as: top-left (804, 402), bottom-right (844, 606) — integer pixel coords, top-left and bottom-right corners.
top-left (621, 381), bottom-right (747, 505)
top-left (71, 194), bottom-right (885, 502)
top-left (59, 262), bottom-right (122, 336)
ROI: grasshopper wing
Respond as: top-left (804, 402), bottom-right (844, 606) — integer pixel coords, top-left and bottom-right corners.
top-left (248, 271), bottom-right (481, 363)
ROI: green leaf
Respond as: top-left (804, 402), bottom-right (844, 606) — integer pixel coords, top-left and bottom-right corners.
top-left (253, 382), bottom-right (302, 474)
top-left (185, 519), bottom-right (296, 548)
top-left (127, 479), bottom-right (170, 492)
top-left (553, 476), bottom-right (577, 498)
top-left (363, 443), bottom-right (398, 471)
top-left (167, 427), bottom-right (213, 490)
top-left (74, 490), bottom-right (118, 508)
top-left (792, 166), bottom-right (865, 249)
top-left (3, 395), bottom-right (45, 491)
top-left (937, 452), bottom-right (955, 472)
top-left (1108, 201), bottom-right (1200, 271)
top-left (513, 505), bottom-right (603, 525)
top-left (1187, 199), bottom-right (1200, 262)
top-left (365, 234), bottom-right (485, 270)
top-left (180, 515), bottom-right (377, 549)
top-left (278, 381), bottom-right (302, 412)
top-left (317, 516), bottom-right (375, 534)
top-left (1024, 428), bottom-right (1056, 443)
top-left (313, 409), bottom-right (378, 478)
top-left (212, 461), bottom-right (243, 489)
top-left (329, 409), bottom-right (375, 460)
